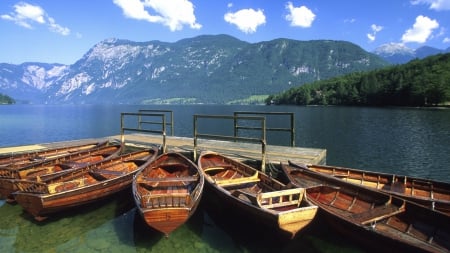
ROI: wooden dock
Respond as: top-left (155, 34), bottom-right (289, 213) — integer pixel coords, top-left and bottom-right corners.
top-left (0, 134), bottom-right (326, 167)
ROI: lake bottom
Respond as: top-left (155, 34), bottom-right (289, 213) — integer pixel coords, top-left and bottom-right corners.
top-left (0, 188), bottom-right (367, 253)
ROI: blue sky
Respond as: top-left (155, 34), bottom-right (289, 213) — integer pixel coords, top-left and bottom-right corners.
top-left (1, 0), bottom-right (450, 64)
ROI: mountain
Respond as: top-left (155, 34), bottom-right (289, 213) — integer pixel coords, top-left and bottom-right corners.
top-left (268, 53), bottom-right (450, 107)
top-left (0, 62), bottom-right (68, 103)
top-left (373, 43), bottom-right (447, 64)
top-left (0, 35), bottom-right (389, 104)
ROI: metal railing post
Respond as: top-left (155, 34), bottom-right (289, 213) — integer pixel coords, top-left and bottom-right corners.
top-left (162, 114), bottom-right (166, 153)
top-left (233, 112), bottom-right (238, 141)
top-left (290, 113), bottom-right (295, 147)
top-left (120, 113), bottom-right (125, 145)
top-left (261, 118), bottom-right (266, 173)
top-left (193, 115), bottom-right (198, 161)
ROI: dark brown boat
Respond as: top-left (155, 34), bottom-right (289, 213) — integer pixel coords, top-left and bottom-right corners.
top-left (299, 163), bottom-right (450, 215)
top-left (282, 162), bottom-right (450, 253)
top-left (0, 143), bottom-right (122, 202)
top-left (0, 141), bottom-right (106, 169)
top-left (197, 151), bottom-right (318, 239)
top-left (13, 147), bottom-right (158, 221)
top-left (132, 152), bottom-right (204, 236)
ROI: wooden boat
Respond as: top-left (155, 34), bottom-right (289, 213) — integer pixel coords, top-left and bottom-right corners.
top-left (132, 152), bottom-right (204, 236)
top-left (197, 151), bottom-right (318, 239)
top-left (0, 141), bottom-right (107, 169)
top-left (298, 163), bottom-right (450, 215)
top-left (281, 162), bottom-right (450, 253)
top-left (0, 143), bottom-right (122, 202)
top-left (12, 147), bottom-right (158, 221)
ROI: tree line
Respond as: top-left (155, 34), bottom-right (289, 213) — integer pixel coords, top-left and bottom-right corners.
top-left (0, 93), bottom-right (15, 104)
top-left (266, 53), bottom-right (450, 107)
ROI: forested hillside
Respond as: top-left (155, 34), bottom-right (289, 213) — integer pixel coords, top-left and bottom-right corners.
top-left (0, 93), bottom-right (15, 104)
top-left (267, 53), bottom-right (450, 107)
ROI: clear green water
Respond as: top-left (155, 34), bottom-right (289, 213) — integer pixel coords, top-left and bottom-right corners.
top-left (0, 191), bottom-right (364, 253)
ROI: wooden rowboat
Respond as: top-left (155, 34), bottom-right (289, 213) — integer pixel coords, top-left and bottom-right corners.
top-left (197, 151), bottom-right (318, 239)
top-left (13, 147), bottom-right (158, 221)
top-left (132, 152), bottom-right (204, 237)
top-left (299, 163), bottom-right (450, 215)
top-left (0, 143), bottom-right (122, 202)
top-left (281, 162), bottom-right (450, 253)
top-left (0, 141), bottom-right (107, 169)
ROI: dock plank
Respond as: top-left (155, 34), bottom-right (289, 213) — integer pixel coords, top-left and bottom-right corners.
top-left (114, 133), bottom-right (326, 165)
top-left (0, 134), bottom-right (326, 166)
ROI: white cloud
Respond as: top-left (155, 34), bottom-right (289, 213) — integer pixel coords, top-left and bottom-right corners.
top-left (113, 0), bottom-right (201, 31)
top-left (411, 0), bottom-right (450, 11)
top-left (401, 15), bottom-right (439, 43)
top-left (224, 8), bottom-right (266, 34)
top-left (285, 2), bottom-right (315, 28)
top-left (444, 37), bottom-right (450, 43)
top-left (48, 17), bottom-right (70, 36)
top-left (1, 2), bottom-right (70, 36)
top-left (367, 24), bottom-right (383, 42)
top-left (344, 18), bottom-right (356, 23)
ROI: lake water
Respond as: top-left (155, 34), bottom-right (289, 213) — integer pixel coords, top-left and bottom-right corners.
top-left (0, 104), bottom-right (449, 253)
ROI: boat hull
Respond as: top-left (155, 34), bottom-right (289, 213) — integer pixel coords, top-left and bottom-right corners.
top-left (304, 163), bottom-right (450, 215)
top-left (282, 163), bottom-right (450, 252)
top-left (133, 152), bottom-right (204, 236)
top-left (13, 148), bottom-right (158, 220)
top-left (0, 144), bottom-right (122, 202)
top-left (198, 151), bottom-right (318, 239)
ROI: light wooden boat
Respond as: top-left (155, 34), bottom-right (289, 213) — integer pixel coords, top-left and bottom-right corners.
top-left (282, 162), bottom-right (450, 253)
top-left (0, 141), bottom-right (107, 169)
top-left (13, 147), bottom-right (158, 221)
top-left (197, 151), bottom-right (318, 239)
top-left (298, 162), bottom-right (450, 215)
top-left (0, 143), bottom-right (122, 202)
top-left (133, 152), bottom-right (204, 237)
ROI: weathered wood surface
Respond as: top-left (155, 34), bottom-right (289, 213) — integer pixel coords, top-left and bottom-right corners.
top-left (0, 138), bottom-right (103, 154)
top-left (0, 134), bottom-right (326, 166)
top-left (116, 133), bottom-right (327, 165)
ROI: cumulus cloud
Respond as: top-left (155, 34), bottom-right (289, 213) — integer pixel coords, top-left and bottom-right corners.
top-left (285, 2), bottom-right (315, 28)
top-left (224, 8), bottom-right (266, 34)
top-left (113, 0), bottom-right (201, 31)
top-left (401, 15), bottom-right (439, 43)
top-left (1, 2), bottom-right (70, 35)
top-left (367, 24), bottom-right (383, 42)
top-left (444, 37), bottom-right (450, 43)
top-left (410, 0), bottom-right (450, 11)
top-left (344, 18), bottom-right (356, 23)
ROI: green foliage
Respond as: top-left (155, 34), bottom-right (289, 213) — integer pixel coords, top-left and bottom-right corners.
top-left (140, 97), bottom-right (197, 104)
top-left (227, 95), bottom-right (269, 105)
top-left (0, 93), bottom-right (15, 104)
top-left (267, 53), bottom-right (450, 107)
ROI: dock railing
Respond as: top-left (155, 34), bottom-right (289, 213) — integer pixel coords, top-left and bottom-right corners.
top-left (120, 111), bottom-right (171, 153)
top-left (138, 109), bottom-right (174, 136)
top-left (193, 114), bottom-right (267, 172)
top-left (233, 111), bottom-right (295, 147)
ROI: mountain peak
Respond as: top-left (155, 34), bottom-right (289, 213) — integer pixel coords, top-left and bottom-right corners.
top-left (1, 35), bottom-right (389, 104)
top-left (373, 43), bottom-right (414, 56)
top-left (373, 43), bottom-right (446, 64)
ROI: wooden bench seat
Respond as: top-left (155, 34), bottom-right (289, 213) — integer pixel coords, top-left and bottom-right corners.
top-left (214, 171), bottom-right (259, 187)
top-left (349, 203), bottom-right (405, 225)
top-left (258, 188), bottom-right (303, 209)
top-left (89, 169), bottom-right (126, 180)
top-left (140, 192), bottom-right (191, 208)
top-left (204, 165), bottom-right (234, 172)
top-left (138, 175), bottom-right (199, 184)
